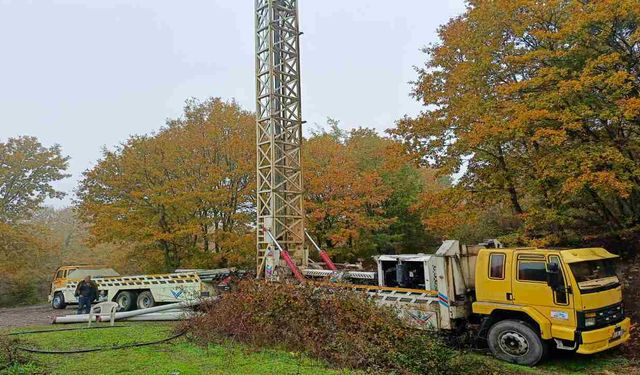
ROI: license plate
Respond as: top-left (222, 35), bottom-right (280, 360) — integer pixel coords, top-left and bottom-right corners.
top-left (611, 327), bottom-right (624, 341)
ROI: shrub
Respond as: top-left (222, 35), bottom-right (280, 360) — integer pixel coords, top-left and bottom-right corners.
top-left (184, 281), bottom-right (505, 374)
top-left (0, 336), bottom-right (33, 372)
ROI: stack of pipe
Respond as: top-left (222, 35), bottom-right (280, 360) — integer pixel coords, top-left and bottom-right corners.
top-left (53, 298), bottom-right (217, 324)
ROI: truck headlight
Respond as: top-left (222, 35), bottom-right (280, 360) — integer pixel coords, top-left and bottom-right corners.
top-left (585, 317), bottom-right (596, 327)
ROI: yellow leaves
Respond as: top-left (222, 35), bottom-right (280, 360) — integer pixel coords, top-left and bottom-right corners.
top-left (398, 0), bottom-right (640, 247)
top-left (303, 130), bottom-right (411, 255)
top-left (531, 128), bottom-right (567, 146)
top-left (415, 187), bottom-right (473, 238)
top-left (563, 171), bottom-right (632, 198)
top-left (558, 145), bottom-right (634, 198)
top-left (618, 98), bottom-right (640, 120)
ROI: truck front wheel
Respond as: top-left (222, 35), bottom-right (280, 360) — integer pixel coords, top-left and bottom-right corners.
top-left (52, 292), bottom-right (66, 309)
top-left (487, 319), bottom-right (547, 366)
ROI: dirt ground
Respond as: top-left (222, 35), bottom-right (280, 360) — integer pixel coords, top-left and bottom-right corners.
top-left (0, 304), bottom-right (72, 328)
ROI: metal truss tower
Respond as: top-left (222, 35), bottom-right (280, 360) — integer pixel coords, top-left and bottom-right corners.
top-left (255, 0), bottom-right (306, 278)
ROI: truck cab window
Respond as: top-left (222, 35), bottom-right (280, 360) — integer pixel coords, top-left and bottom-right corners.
top-left (489, 253), bottom-right (505, 279)
top-left (518, 261), bottom-right (546, 282)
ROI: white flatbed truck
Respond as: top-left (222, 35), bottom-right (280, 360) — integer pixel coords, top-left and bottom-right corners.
top-left (48, 265), bottom-right (221, 311)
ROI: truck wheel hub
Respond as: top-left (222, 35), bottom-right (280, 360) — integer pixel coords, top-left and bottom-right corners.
top-left (118, 295), bottom-right (129, 306)
top-left (499, 331), bottom-right (529, 356)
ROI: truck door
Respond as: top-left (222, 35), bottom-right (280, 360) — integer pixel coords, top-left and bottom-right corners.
top-left (53, 269), bottom-right (67, 290)
top-left (479, 251), bottom-right (513, 304)
top-left (511, 253), bottom-right (576, 340)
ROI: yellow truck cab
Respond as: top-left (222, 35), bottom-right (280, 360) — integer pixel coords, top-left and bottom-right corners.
top-left (473, 247), bottom-right (630, 365)
top-left (49, 265), bottom-right (120, 308)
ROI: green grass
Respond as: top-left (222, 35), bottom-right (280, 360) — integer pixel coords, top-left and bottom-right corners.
top-left (2, 323), bottom-right (637, 375)
top-left (2, 323), bottom-right (353, 375)
top-left (497, 350), bottom-right (639, 375)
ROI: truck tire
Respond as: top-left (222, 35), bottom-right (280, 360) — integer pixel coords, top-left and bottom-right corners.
top-left (487, 319), bottom-right (547, 366)
top-left (115, 291), bottom-right (137, 311)
top-left (137, 291), bottom-right (155, 309)
top-left (52, 292), bottom-right (66, 309)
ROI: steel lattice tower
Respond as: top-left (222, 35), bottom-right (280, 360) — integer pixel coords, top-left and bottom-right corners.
top-left (255, 0), bottom-right (306, 278)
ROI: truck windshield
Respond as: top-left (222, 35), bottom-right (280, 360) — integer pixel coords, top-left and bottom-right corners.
top-left (569, 259), bottom-right (619, 292)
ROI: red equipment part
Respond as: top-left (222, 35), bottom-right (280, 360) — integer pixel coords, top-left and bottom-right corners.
top-left (304, 230), bottom-right (338, 271)
top-left (319, 250), bottom-right (338, 271)
top-left (281, 249), bottom-right (305, 283)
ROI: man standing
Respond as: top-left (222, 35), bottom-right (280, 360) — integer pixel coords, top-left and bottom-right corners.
top-left (74, 275), bottom-right (98, 314)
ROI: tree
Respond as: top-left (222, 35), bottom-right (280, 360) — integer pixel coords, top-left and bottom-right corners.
top-left (0, 136), bottom-right (69, 222)
top-left (0, 221), bottom-right (57, 306)
top-left (0, 137), bottom-right (69, 305)
top-left (392, 0), bottom-right (640, 249)
top-left (76, 98), bottom-right (256, 271)
top-left (304, 124), bottom-right (436, 261)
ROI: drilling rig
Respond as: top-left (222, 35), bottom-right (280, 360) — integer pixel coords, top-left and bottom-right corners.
top-left (251, 2), bottom-right (631, 366)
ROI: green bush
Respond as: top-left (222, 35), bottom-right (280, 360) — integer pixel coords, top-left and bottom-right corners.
top-left (185, 281), bottom-right (505, 374)
top-left (0, 336), bottom-right (34, 373)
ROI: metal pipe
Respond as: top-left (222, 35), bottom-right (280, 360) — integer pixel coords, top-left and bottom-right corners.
top-left (52, 315), bottom-right (101, 324)
top-left (53, 298), bottom-right (217, 324)
top-left (124, 312), bottom-right (192, 321)
top-left (107, 299), bottom-right (211, 321)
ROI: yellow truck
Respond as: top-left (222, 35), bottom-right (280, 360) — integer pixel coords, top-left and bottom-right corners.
top-left (472, 244), bottom-right (629, 364)
top-left (304, 240), bottom-right (631, 365)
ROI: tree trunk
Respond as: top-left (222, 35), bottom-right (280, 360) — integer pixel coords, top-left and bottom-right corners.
top-left (496, 145), bottom-right (524, 214)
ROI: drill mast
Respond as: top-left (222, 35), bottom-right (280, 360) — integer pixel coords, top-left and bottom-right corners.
top-left (255, 0), bottom-right (306, 278)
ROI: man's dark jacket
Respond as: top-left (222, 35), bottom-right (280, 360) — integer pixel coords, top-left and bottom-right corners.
top-left (74, 280), bottom-right (98, 301)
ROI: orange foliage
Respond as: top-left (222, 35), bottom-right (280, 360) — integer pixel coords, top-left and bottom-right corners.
top-left (393, 0), bottom-right (640, 247)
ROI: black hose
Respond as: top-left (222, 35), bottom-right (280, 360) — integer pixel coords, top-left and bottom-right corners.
top-left (16, 330), bottom-right (186, 354)
top-left (9, 325), bottom-right (129, 336)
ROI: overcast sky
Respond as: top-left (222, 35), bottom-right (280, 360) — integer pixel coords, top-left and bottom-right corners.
top-left (0, 0), bottom-right (466, 207)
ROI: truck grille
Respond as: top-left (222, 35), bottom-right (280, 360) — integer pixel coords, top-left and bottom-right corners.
top-left (578, 303), bottom-right (624, 331)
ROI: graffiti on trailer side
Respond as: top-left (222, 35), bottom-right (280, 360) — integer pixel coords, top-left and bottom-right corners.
top-left (406, 310), bottom-right (436, 329)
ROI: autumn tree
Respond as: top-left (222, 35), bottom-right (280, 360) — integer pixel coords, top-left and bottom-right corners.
top-left (304, 123), bottom-right (435, 261)
top-left (0, 136), bottom-right (69, 305)
top-left (76, 98), bottom-right (255, 271)
top-left (0, 136), bottom-right (69, 222)
top-left (392, 0), bottom-right (640, 249)
top-left (0, 221), bottom-right (58, 306)
top-left (31, 207), bottom-right (136, 272)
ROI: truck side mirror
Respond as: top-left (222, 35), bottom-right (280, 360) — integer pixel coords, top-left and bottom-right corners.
top-left (546, 263), bottom-right (561, 290)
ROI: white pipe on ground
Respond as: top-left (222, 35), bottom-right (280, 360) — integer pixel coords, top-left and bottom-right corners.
top-left (52, 315), bottom-right (101, 324)
top-left (124, 312), bottom-right (194, 321)
top-left (107, 298), bottom-right (211, 321)
top-left (52, 298), bottom-right (217, 324)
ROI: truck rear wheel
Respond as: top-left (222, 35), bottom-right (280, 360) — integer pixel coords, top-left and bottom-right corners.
top-left (137, 291), bottom-right (155, 309)
top-left (487, 319), bottom-right (547, 366)
top-left (52, 292), bottom-right (66, 309)
top-left (115, 291), bottom-right (136, 311)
